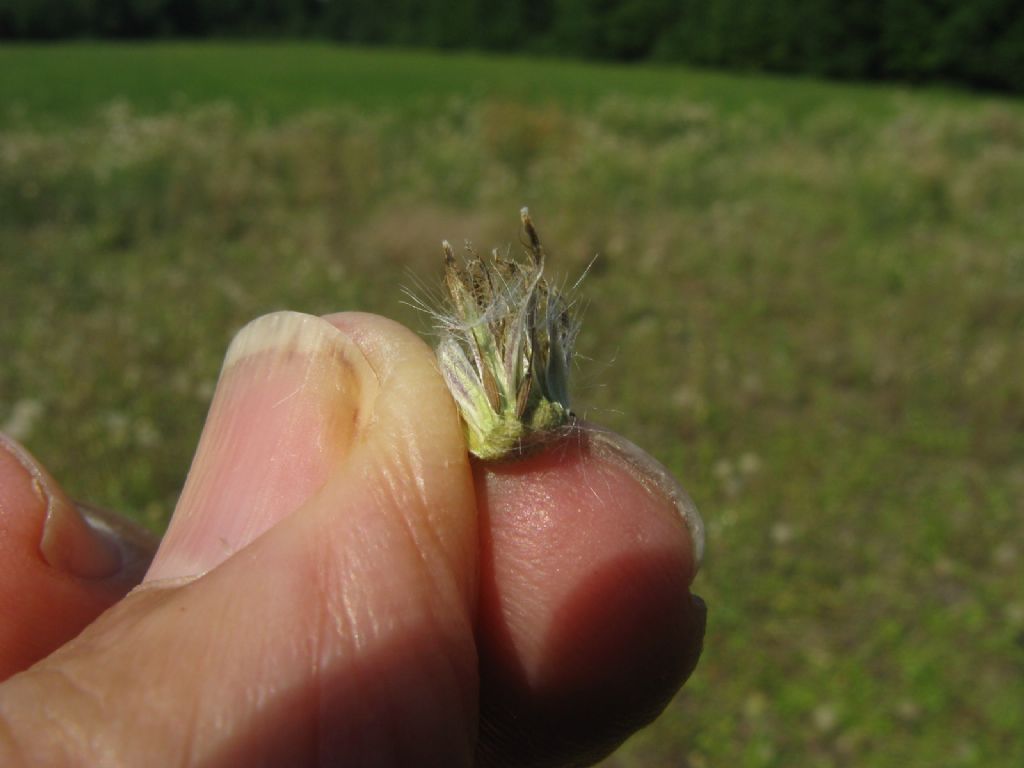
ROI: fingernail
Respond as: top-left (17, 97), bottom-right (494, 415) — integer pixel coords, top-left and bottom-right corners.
top-left (0, 433), bottom-right (122, 579)
top-left (146, 312), bottom-right (378, 582)
top-left (76, 501), bottom-right (160, 587)
top-left (584, 426), bottom-right (705, 574)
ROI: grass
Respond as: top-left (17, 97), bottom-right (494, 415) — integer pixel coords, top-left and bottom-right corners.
top-left (0, 41), bottom-right (1005, 127)
top-left (2, 43), bottom-right (1023, 767)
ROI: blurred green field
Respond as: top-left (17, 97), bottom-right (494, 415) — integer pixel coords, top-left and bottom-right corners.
top-left (1, 44), bottom-right (1023, 767)
top-left (0, 42), bottom-right (994, 127)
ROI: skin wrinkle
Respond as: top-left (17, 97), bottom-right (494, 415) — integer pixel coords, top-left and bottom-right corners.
top-left (310, 514), bottom-right (369, 750)
top-left (319, 530), bottom-right (433, 764)
top-left (195, 556), bottom-right (303, 764)
top-left (152, 584), bottom-right (231, 768)
top-left (315, 531), bottom-right (359, 655)
top-left (313, 483), bottom-right (434, 651)
top-left (211, 538), bottom-right (327, 764)
top-left (344, 466), bottom-right (477, 762)
top-left (21, 664), bottom-right (113, 766)
top-left (40, 670), bottom-right (91, 763)
top-left (369, 469), bottom-right (458, 631)
top-left (393, 472), bottom-right (465, 617)
top-left (366, 436), bottom-right (472, 623)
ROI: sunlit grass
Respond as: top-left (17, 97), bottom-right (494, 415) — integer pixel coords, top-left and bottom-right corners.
top-left (0, 41), bottom-right (1005, 128)
top-left (2, 45), bottom-right (1022, 768)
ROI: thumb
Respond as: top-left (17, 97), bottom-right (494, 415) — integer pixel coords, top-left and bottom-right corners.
top-left (0, 312), bottom-right (479, 767)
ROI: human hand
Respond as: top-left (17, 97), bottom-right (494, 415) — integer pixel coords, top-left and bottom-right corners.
top-left (0, 311), bottom-right (705, 767)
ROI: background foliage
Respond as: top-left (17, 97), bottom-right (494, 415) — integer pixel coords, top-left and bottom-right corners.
top-left (2, 44), bottom-right (1023, 767)
top-left (1, 0), bottom-right (1022, 92)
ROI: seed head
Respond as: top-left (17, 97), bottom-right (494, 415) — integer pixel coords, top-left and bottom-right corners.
top-left (431, 208), bottom-right (581, 459)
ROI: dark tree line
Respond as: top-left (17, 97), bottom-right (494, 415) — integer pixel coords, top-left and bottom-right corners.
top-left (1, 0), bottom-right (1021, 92)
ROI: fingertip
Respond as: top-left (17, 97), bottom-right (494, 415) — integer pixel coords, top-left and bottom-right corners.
top-left (584, 425), bottom-right (704, 578)
top-left (0, 435), bottom-right (155, 680)
top-left (321, 311), bottom-right (477, 587)
top-left (320, 311), bottom-right (465, 461)
top-left (474, 429), bottom-right (706, 765)
top-left (146, 311), bottom-right (379, 582)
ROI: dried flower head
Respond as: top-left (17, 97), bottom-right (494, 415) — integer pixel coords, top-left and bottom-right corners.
top-left (425, 208), bottom-right (581, 460)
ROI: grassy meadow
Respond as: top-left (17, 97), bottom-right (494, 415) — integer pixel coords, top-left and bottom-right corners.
top-left (2, 44), bottom-right (1023, 767)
